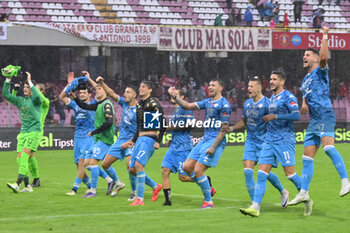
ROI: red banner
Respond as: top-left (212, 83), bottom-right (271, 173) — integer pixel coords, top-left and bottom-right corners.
top-left (273, 32), bottom-right (350, 50)
top-left (160, 75), bottom-right (179, 87)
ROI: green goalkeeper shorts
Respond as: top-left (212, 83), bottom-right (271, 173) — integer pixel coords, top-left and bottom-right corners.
top-left (17, 131), bottom-right (42, 153)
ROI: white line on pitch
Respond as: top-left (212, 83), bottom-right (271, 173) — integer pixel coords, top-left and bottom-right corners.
top-left (0, 206), bottom-right (236, 222)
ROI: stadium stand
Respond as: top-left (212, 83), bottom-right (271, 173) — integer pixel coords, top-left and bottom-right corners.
top-left (1, 0), bottom-right (349, 29)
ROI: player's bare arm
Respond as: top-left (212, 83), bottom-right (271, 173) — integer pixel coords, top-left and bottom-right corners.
top-left (96, 76), bottom-right (120, 102)
top-left (82, 70), bottom-right (97, 88)
top-left (262, 114), bottom-right (277, 122)
top-left (227, 118), bottom-right (247, 133)
top-left (319, 26), bottom-right (329, 69)
top-left (168, 87), bottom-right (199, 110)
top-left (59, 72), bottom-right (74, 105)
top-left (206, 123), bottom-right (229, 155)
top-left (300, 97), bottom-right (309, 115)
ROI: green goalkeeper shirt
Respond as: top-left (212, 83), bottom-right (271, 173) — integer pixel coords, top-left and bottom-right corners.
top-left (74, 97), bottom-right (115, 145)
top-left (38, 91), bottom-right (50, 131)
top-left (94, 99), bottom-right (115, 145)
top-left (2, 80), bottom-right (42, 133)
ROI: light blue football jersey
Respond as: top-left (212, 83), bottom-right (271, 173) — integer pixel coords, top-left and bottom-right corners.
top-left (118, 97), bottom-right (137, 140)
top-left (242, 96), bottom-right (270, 144)
top-left (264, 90), bottom-right (299, 144)
top-left (68, 99), bottom-right (95, 137)
top-left (169, 106), bottom-right (194, 152)
top-left (195, 97), bottom-right (231, 141)
top-left (301, 66), bottom-right (335, 120)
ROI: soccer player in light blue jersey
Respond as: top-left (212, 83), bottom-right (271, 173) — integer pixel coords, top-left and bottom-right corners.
top-left (60, 72), bottom-right (94, 195)
top-left (168, 79), bottom-right (232, 208)
top-left (162, 88), bottom-right (194, 206)
top-left (225, 77), bottom-right (289, 207)
top-left (240, 71), bottom-right (307, 217)
top-left (122, 81), bottom-right (164, 206)
top-left (97, 76), bottom-right (139, 199)
top-left (289, 27), bottom-right (350, 207)
top-left (62, 72), bottom-right (115, 197)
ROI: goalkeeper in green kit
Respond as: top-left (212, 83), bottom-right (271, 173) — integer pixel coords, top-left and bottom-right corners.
top-left (12, 82), bottom-right (49, 188)
top-left (2, 68), bottom-right (43, 192)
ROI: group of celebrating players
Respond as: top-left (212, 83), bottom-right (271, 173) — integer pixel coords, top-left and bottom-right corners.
top-left (2, 27), bottom-right (349, 217)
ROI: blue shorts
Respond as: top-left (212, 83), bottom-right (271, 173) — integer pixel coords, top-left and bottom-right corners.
top-left (74, 136), bottom-right (94, 164)
top-left (89, 141), bottom-right (111, 161)
top-left (129, 136), bottom-right (156, 168)
top-left (187, 137), bottom-right (225, 168)
top-left (243, 139), bottom-right (263, 162)
top-left (304, 116), bottom-right (336, 147)
top-left (162, 149), bottom-right (190, 176)
top-left (107, 138), bottom-right (134, 161)
top-left (259, 143), bottom-right (295, 167)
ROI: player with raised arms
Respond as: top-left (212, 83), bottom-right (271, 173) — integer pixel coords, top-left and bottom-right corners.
top-left (70, 72), bottom-right (116, 198)
top-left (95, 76), bottom-right (140, 199)
top-left (288, 27), bottom-right (350, 207)
top-left (2, 68), bottom-right (42, 193)
top-left (59, 72), bottom-right (94, 195)
top-left (11, 79), bottom-right (49, 188)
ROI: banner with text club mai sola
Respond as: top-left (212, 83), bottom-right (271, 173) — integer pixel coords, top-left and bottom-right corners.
top-left (157, 26), bottom-right (272, 52)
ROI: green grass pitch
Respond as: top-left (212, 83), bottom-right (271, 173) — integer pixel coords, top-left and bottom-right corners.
top-left (0, 144), bottom-right (349, 233)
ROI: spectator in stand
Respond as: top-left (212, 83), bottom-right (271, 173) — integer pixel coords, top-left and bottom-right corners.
top-left (53, 95), bottom-right (66, 126)
top-left (226, 13), bottom-right (234, 26)
top-left (257, 0), bottom-right (267, 21)
top-left (229, 94), bottom-right (238, 112)
top-left (236, 9), bottom-right (242, 26)
top-left (293, 0), bottom-right (304, 23)
top-left (283, 12), bottom-right (290, 30)
top-left (313, 15), bottom-right (322, 32)
top-left (265, 0), bottom-right (274, 21)
top-left (197, 82), bottom-right (207, 100)
top-left (188, 78), bottom-right (197, 101)
top-left (226, 78), bottom-right (236, 97)
top-left (339, 82), bottom-right (347, 100)
top-left (330, 79), bottom-right (337, 103)
top-left (273, 1), bottom-right (280, 23)
top-left (226, 8), bottom-right (236, 26)
top-left (312, 7), bottom-right (324, 32)
top-left (203, 82), bottom-right (209, 98)
top-left (226, 0), bottom-right (232, 9)
top-left (45, 83), bottom-right (55, 125)
top-left (46, 83), bottom-right (65, 126)
top-left (0, 13), bottom-right (10, 22)
top-left (244, 6), bottom-right (254, 27)
top-left (270, 19), bottom-right (276, 28)
top-left (214, 14), bottom-right (224, 26)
